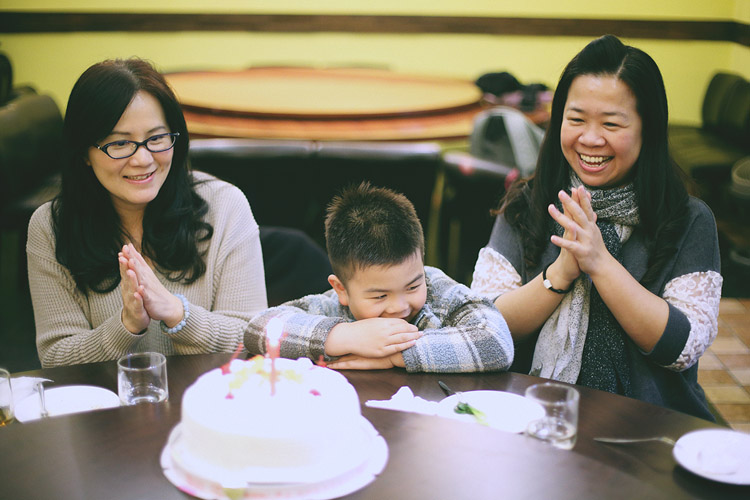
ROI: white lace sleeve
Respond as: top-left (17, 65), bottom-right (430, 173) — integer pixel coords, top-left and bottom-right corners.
top-left (662, 270), bottom-right (723, 371)
top-left (470, 247), bottom-right (523, 299)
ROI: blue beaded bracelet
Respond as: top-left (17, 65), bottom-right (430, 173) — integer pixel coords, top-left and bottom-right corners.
top-left (161, 294), bottom-right (190, 334)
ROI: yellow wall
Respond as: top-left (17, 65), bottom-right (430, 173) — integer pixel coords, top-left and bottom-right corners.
top-left (1, 1), bottom-right (748, 126)
top-left (0, 0), bottom-right (741, 18)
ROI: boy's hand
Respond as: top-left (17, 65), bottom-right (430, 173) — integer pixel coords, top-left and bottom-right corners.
top-left (324, 318), bottom-right (421, 358)
top-left (327, 352), bottom-right (405, 370)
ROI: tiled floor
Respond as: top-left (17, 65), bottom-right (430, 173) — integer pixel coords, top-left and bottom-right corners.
top-left (699, 298), bottom-right (750, 432)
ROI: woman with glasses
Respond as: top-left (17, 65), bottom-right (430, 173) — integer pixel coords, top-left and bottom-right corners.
top-left (27, 58), bottom-right (267, 367)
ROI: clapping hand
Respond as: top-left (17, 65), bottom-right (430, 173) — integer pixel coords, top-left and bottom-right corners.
top-left (119, 244), bottom-right (185, 331)
top-left (546, 186), bottom-right (587, 284)
top-left (118, 245), bottom-right (150, 334)
top-left (549, 186), bottom-right (611, 278)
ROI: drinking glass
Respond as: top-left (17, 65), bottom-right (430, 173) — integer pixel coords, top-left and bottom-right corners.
top-left (525, 382), bottom-right (579, 450)
top-left (117, 352), bottom-right (168, 405)
top-left (0, 368), bottom-right (14, 426)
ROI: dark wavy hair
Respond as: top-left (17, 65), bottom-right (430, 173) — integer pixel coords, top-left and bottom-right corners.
top-left (52, 58), bottom-right (213, 294)
top-left (500, 34), bottom-right (688, 286)
top-left (325, 182), bottom-right (425, 283)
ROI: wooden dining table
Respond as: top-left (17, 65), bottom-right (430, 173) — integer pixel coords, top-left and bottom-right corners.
top-left (165, 67), bottom-right (549, 142)
top-left (1, 353), bottom-right (748, 499)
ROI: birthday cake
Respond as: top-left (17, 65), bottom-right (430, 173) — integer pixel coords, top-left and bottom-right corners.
top-left (172, 355), bottom-right (374, 487)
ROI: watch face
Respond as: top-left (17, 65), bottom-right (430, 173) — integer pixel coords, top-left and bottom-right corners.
top-left (542, 266), bottom-right (570, 294)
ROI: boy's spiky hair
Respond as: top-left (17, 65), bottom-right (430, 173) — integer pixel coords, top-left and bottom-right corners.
top-left (324, 182), bottom-right (424, 282)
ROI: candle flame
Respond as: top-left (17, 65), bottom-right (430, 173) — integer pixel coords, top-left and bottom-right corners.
top-left (266, 317), bottom-right (283, 347)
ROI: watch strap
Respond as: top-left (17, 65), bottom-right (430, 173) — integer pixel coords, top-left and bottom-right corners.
top-left (542, 264), bottom-right (574, 294)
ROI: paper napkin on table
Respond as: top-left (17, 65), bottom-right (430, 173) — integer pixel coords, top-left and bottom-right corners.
top-left (365, 386), bottom-right (440, 415)
top-left (9, 377), bottom-right (52, 406)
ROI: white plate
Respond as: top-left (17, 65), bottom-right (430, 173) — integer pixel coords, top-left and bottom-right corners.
top-left (15, 385), bottom-right (120, 422)
top-left (437, 390), bottom-right (545, 433)
top-left (673, 428), bottom-right (750, 485)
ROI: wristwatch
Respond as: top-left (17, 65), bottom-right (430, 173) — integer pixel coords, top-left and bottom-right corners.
top-left (542, 264), bottom-right (574, 294)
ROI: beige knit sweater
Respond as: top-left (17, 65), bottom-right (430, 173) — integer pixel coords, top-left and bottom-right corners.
top-left (27, 172), bottom-right (267, 367)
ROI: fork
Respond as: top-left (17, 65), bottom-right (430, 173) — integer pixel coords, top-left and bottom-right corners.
top-left (594, 436), bottom-right (676, 446)
top-left (36, 381), bottom-right (49, 418)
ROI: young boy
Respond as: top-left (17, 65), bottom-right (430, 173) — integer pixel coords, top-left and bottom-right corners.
top-left (244, 183), bottom-right (513, 372)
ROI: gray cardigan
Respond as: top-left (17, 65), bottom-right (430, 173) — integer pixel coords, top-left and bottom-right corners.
top-left (485, 196), bottom-right (720, 420)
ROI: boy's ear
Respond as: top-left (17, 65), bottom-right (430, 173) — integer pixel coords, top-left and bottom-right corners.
top-left (328, 274), bottom-right (349, 307)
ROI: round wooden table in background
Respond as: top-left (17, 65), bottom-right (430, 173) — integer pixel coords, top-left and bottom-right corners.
top-left (166, 67), bottom-right (548, 142)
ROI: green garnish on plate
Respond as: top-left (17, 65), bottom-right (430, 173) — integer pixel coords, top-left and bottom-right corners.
top-left (454, 402), bottom-right (489, 426)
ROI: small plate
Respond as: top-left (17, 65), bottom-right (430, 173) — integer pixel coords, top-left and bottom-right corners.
top-left (15, 385), bottom-right (120, 422)
top-left (437, 390), bottom-right (544, 433)
top-left (673, 428), bottom-right (750, 485)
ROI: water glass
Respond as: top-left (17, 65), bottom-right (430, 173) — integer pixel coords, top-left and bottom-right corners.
top-left (525, 382), bottom-right (579, 450)
top-left (0, 368), bottom-right (14, 426)
top-left (117, 352), bottom-right (168, 405)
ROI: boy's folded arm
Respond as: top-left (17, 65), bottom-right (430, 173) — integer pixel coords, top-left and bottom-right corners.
top-left (402, 292), bottom-right (514, 373)
top-left (244, 293), bottom-right (347, 361)
top-left (327, 352), bottom-right (405, 370)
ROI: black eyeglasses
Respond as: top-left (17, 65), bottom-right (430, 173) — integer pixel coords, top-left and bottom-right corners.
top-left (94, 132), bottom-right (180, 159)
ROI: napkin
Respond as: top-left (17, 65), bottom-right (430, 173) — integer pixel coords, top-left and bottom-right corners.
top-left (9, 376), bottom-right (52, 406)
top-left (365, 386), bottom-right (440, 415)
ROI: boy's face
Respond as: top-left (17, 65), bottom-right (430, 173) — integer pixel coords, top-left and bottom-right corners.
top-left (329, 251), bottom-right (427, 323)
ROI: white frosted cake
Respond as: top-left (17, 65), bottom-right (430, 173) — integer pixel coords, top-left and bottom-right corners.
top-left (174, 356), bottom-right (372, 486)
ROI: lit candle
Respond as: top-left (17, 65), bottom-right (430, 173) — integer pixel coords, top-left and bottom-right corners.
top-left (221, 343), bottom-right (245, 375)
top-left (266, 318), bottom-right (284, 395)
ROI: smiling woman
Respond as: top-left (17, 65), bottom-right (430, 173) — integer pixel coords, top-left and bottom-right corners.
top-left (471, 35), bottom-right (723, 421)
top-left (560, 74), bottom-right (643, 189)
top-left (87, 92), bottom-right (175, 216)
top-left (26, 58), bottom-right (268, 367)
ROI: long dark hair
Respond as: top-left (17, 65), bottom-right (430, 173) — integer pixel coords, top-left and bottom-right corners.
top-left (52, 58), bottom-right (213, 294)
top-left (501, 35), bottom-right (688, 286)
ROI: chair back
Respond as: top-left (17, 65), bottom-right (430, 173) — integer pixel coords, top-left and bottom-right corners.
top-left (716, 79), bottom-right (750, 150)
top-left (0, 53), bottom-right (11, 106)
top-left (0, 92), bottom-right (63, 221)
top-left (188, 139), bottom-right (443, 251)
top-left (701, 72), bottom-right (744, 131)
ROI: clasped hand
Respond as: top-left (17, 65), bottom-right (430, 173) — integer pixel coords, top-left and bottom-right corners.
top-left (324, 318), bottom-right (422, 370)
top-left (547, 185), bottom-right (612, 281)
top-left (118, 243), bottom-right (184, 334)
